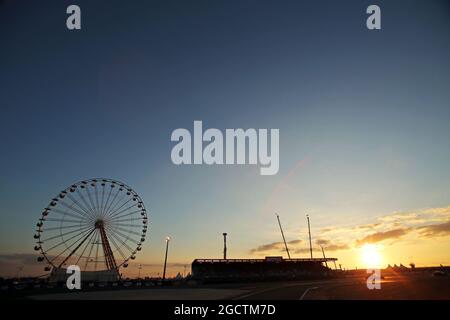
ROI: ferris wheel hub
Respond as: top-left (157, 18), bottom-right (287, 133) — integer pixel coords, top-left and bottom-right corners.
top-left (95, 219), bottom-right (105, 229)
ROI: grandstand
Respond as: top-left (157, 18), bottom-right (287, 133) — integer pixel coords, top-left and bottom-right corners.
top-left (192, 256), bottom-right (337, 282)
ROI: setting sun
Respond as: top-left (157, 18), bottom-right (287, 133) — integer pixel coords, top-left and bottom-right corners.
top-left (361, 244), bottom-right (383, 269)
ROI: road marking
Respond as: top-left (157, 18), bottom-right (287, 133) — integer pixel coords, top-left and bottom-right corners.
top-left (232, 281), bottom-right (325, 300)
top-left (232, 279), bottom-right (351, 300)
top-left (299, 286), bottom-right (318, 300)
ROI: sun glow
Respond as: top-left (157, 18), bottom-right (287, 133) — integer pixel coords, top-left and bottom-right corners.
top-left (361, 244), bottom-right (383, 269)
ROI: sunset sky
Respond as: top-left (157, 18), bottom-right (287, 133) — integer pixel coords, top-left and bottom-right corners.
top-left (1, 0), bottom-right (450, 278)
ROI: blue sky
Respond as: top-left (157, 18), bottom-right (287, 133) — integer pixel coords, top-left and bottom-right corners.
top-left (1, 0), bottom-right (450, 276)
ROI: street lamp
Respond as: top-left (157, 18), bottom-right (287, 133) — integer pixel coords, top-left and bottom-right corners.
top-left (162, 236), bottom-right (171, 280)
top-left (223, 233), bottom-right (227, 260)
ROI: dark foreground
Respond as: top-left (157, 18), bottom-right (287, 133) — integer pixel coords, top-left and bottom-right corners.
top-left (6, 272), bottom-right (449, 300)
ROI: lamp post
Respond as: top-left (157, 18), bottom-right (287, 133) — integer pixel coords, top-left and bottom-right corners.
top-left (223, 233), bottom-right (228, 260)
top-left (162, 236), bottom-right (171, 280)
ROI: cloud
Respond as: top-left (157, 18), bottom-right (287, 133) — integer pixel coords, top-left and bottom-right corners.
top-left (355, 228), bottom-right (411, 246)
top-left (0, 253), bottom-right (40, 265)
top-left (249, 241), bottom-right (284, 254)
top-left (316, 239), bottom-right (330, 246)
top-left (294, 248), bottom-right (317, 254)
top-left (0, 253), bottom-right (47, 278)
top-left (314, 239), bottom-right (348, 252)
top-left (324, 244), bottom-right (349, 251)
top-left (356, 223), bottom-right (381, 230)
top-left (249, 239), bottom-right (303, 255)
top-left (417, 221), bottom-right (450, 238)
top-left (287, 239), bottom-right (303, 245)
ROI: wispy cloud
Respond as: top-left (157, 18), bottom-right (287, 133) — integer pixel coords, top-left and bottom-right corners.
top-left (417, 221), bottom-right (450, 238)
top-left (0, 253), bottom-right (41, 265)
top-left (355, 228), bottom-right (411, 246)
top-left (249, 239), bottom-right (303, 255)
top-left (249, 241), bottom-right (285, 254)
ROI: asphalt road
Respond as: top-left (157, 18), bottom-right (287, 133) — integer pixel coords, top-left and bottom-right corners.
top-left (24, 273), bottom-right (450, 300)
top-left (233, 274), bottom-right (450, 300)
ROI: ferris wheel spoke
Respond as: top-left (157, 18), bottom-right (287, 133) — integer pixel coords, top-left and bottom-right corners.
top-left (104, 191), bottom-right (126, 214)
top-left (99, 184), bottom-right (106, 218)
top-left (93, 185), bottom-right (101, 217)
top-left (47, 226), bottom-right (94, 264)
top-left (41, 224), bottom-right (92, 243)
top-left (104, 224), bottom-right (136, 248)
top-left (43, 218), bottom-right (86, 224)
top-left (110, 223), bottom-right (143, 229)
top-left (109, 224), bottom-right (143, 244)
top-left (106, 197), bottom-right (134, 219)
top-left (57, 228), bottom-right (96, 268)
top-left (84, 230), bottom-right (99, 270)
top-left (58, 200), bottom-right (93, 222)
top-left (105, 226), bottom-right (136, 254)
top-left (74, 229), bottom-right (97, 266)
top-left (109, 202), bottom-right (139, 220)
top-left (43, 223), bottom-right (89, 232)
top-left (44, 227), bottom-right (92, 254)
top-left (62, 193), bottom-right (94, 218)
top-left (49, 226), bottom-right (93, 253)
top-left (49, 207), bottom-right (90, 221)
top-left (103, 187), bottom-right (122, 217)
top-left (85, 185), bottom-right (99, 217)
top-left (64, 192), bottom-right (96, 220)
top-left (76, 188), bottom-right (97, 218)
top-left (107, 231), bottom-right (128, 261)
top-left (94, 230), bottom-right (100, 271)
top-left (107, 209), bottom-right (143, 221)
top-left (101, 185), bottom-right (114, 217)
top-left (114, 226), bottom-right (143, 237)
top-left (109, 216), bottom-right (144, 223)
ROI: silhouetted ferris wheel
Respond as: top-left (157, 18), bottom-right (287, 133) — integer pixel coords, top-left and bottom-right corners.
top-left (34, 178), bottom-right (148, 278)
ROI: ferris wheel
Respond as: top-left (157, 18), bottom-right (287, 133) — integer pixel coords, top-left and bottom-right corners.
top-left (34, 178), bottom-right (148, 278)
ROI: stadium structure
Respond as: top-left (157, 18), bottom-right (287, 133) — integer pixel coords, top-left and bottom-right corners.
top-left (192, 256), bottom-right (337, 282)
top-left (192, 214), bottom-right (338, 282)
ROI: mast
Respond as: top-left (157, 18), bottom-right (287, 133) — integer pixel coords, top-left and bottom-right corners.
top-left (307, 214), bottom-right (313, 259)
top-left (320, 245), bottom-right (328, 268)
top-left (276, 213), bottom-right (291, 259)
